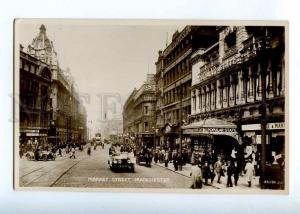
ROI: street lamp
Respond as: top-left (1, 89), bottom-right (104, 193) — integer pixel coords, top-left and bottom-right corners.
top-left (259, 27), bottom-right (270, 189)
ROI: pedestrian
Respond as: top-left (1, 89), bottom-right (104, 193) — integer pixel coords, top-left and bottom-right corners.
top-left (66, 144), bottom-right (69, 154)
top-left (177, 154), bottom-right (183, 171)
top-left (58, 147), bottom-right (62, 157)
top-left (69, 147), bottom-right (76, 159)
top-left (231, 147), bottom-right (237, 162)
top-left (173, 153), bottom-right (179, 171)
top-left (191, 151), bottom-right (196, 165)
top-left (244, 159), bottom-right (255, 187)
top-left (154, 151), bottom-right (158, 163)
top-left (202, 161), bottom-right (211, 185)
top-left (87, 146), bottom-right (91, 156)
top-left (233, 161), bottom-right (239, 186)
top-left (214, 156), bottom-right (223, 184)
top-left (190, 163), bottom-right (202, 189)
top-left (164, 151), bottom-right (169, 167)
top-left (226, 160), bottom-right (234, 187)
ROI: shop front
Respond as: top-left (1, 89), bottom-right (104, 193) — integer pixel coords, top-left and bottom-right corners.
top-left (137, 133), bottom-right (154, 149)
top-left (19, 128), bottom-right (48, 151)
top-left (182, 118), bottom-right (239, 163)
top-left (161, 123), bottom-right (179, 151)
top-left (241, 122), bottom-right (285, 165)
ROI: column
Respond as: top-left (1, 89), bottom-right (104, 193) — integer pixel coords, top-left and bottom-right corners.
top-left (248, 66), bottom-right (254, 103)
top-left (223, 79), bottom-right (227, 108)
top-left (256, 63), bottom-right (262, 101)
top-left (202, 87), bottom-right (206, 112)
top-left (207, 86), bottom-right (211, 111)
top-left (199, 88), bottom-right (202, 113)
top-left (216, 79), bottom-right (221, 109)
top-left (211, 84), bottom-right (215, 110)
top-left (229, 75), bottom-right (234, 107)
top-left (267, 59), bottom-right (274, 98)
top-left (238, 70), bottom-right (244, 105)
top-left (195, 89), bottom-right (199, 114)
top-left (191, 90), bottom-right (195, 114)
top-left (243, 68), bottom-right (248, 103)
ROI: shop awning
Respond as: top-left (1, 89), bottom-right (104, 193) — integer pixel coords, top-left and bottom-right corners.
top-left (182, 118), bottom-right (237, 137)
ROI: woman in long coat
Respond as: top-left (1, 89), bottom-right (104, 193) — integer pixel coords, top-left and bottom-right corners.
top-left (244, 160), bottom-right (255, 187)
top-left (190, 163), bottom-right (202, 189)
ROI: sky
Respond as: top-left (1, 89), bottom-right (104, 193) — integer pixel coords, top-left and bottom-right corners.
top-left (15, 19), bottom-right (183, 132)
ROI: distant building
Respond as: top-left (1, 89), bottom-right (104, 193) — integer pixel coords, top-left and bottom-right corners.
top-left (123, 74), bottom-right (156, 148)
top-left (99, 119), bottom-right (123, 139)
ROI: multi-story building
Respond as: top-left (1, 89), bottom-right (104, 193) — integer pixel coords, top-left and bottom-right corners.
top-left (123, 74), bottom-right (156, 149)
top-left (185, 26), bottom-right (285, 163)
top-left (21, 24), bottom-right (87, 147)
top-left (154, 50), bottom-right (164, 148)
top-left (159, 26), bottom-right (219, 156)
top-left (19, 45), bottom-right (52, 148)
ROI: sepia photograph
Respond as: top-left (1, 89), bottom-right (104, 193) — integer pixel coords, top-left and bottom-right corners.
top-left (14, 19), bottom-right (288, 193)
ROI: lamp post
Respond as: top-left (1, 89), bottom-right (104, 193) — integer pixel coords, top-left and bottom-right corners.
top-left (259, 27), bottom-right (270, 189)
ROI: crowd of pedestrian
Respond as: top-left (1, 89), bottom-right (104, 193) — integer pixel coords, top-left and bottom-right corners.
top-left (190, 148), bottom-right (257, 189)
top-left (153, 148), bottom-right (185, 171)
top-left (19, 138), bottom-right (90, 160)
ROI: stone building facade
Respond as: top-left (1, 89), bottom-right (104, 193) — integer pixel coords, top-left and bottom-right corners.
top-left (19, 46), bottom-right (52, 148)
top-left (157, 26), bottom-right (219, 157)
top-left (123, 74), bottom-right (156, 149)
top-left (20, 24), bottom-right (87, 148)
top-left (186, 26), bottom-right (285, 163)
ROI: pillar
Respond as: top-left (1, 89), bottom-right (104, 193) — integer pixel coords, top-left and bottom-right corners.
top-left (216, 79), bottom-right (221, 109)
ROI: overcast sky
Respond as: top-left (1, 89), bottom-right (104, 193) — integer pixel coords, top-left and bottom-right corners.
top-left (16, 20), bottom-right (183, 131)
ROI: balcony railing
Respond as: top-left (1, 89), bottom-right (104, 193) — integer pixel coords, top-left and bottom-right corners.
top-left (198, 57), bottom-right (219, 82)
top-left (241, 36), bottom-right (260, 62)
top-left (223, 45), bottom-right (238, 60)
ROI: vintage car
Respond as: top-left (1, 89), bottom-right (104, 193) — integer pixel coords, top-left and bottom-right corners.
top-left (108, 153), bottom-right (135, 172)
top-left (25, 150), bottom-right (56, 161)
top-left (135, 152), bottom-right (148, 166)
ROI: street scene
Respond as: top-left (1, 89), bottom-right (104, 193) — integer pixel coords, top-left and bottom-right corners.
top-left (16, 20), bottom-right (286, 191)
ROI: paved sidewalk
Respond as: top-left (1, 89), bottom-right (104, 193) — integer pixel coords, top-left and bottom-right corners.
top-left (153, 161), bottom-right (261, 190)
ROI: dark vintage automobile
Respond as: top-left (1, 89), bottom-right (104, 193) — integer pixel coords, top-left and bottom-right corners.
top-left (135, 152), bottom-right (150, 166)
top-left (108, 153), bottom-right (135, 172)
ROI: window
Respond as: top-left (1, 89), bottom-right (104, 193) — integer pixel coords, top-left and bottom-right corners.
top-left (144, 122), bottom-right (149, 131)
top-left (144, 106), bottom-right (149, 115)
top-left (225, 31), bottom-right (236, 49)
top-left (30, 65), bottom-right (35, 74)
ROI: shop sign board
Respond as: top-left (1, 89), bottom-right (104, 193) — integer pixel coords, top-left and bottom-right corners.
top-left (242, 122), bottom-right (285, 131)
top-left (183, 127), bottom-right (236, 135)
